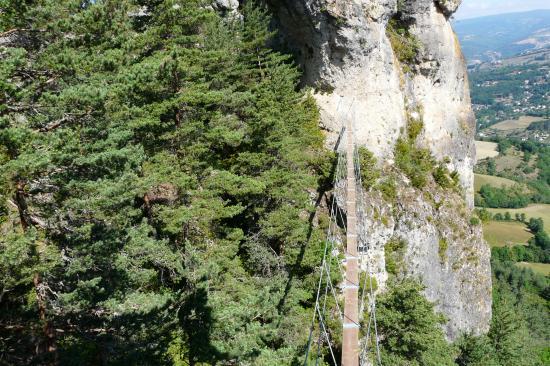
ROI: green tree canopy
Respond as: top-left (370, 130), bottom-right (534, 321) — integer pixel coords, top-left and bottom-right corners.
top-left (376, 278), bottom-right (456, 366)
top-left (0, 1), bottom-right (328, 364)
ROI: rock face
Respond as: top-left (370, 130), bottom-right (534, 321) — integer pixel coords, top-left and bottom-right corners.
top-left (267, 0), bottom-right (492, 338)
top-left (211, 0), bottom-right (239, 13)
top-left (435, 0), bottom-right (462, 16)
top-left (357, 180), bottom-right (492, 339)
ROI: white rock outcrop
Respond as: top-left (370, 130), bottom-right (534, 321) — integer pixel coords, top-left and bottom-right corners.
top-left (268, 0), bottom-right (492, 339)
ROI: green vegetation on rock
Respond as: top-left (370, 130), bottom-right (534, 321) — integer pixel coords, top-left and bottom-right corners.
top-left (385, 237), bottom-right (406, 275)
top-left (395, 117), bottom-right (433, 189)
top-left (439, 237), bottom-right (449, 263)
top-left (358, 146), bottom-right (380, 190)
top-left (386, 18), bottom-right (421, 74)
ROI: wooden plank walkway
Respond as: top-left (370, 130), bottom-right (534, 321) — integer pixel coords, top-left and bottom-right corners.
top-left (342, 120), bottom-right (359, 366)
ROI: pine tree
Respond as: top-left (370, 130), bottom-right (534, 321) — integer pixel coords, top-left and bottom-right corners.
top-left (488, 282), bottom-right (541, 366)
top-left (376, 279), bottom-right (456, 366)
top-left (455, 334), bottom-right (499, 366)
top-left (1, 1), bottom-right (327, 364)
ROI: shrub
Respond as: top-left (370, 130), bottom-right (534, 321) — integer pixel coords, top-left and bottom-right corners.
top-left (394, 115), bottom-right (441, 189)
top-left (433, 164), bottom-right (458, 189)
top-left (475, 208), bottom-right (492, 223)
top-left (408, 116), bottom-right (424, 140)
top-left (439, 237), bottom-right (448, 262)
top-left (377, 175), bottom-right (398, 203)
top-left (385, 237), bottom-right (406, 275)
top-left (386, 18), bottom-right (420, 73)
top-left (395, 137), bottom-right (434, 189)
top-left (359, 272), bottom-right (378, 293)
top-left (396, 0), bottom-right (406, 12)
top-left (357, 146), bottom-right (380, 190)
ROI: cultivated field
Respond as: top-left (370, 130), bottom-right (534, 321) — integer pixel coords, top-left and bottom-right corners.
top-left (482, 221), bottom-right (533, 247)
top-left (490, 116), bottom-right (541, 131)
top-left (474, 173), bottom-right (518, 192)
top-left (516, 262), bottom-right (550, 276)
top-left (500, 49), bottom-right (550, 66)
top-left (486, 204), bottom-right (550, 233)
top-left (495, 154), bottom-right (523, 171)
top-left (475, 141), bottom-right (499, 160)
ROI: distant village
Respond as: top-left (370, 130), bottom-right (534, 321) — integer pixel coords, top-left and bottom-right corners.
top-left (469, 55), bottom-right (550, 143)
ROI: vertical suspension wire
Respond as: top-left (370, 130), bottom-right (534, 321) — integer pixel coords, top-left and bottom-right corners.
top-left (304, 128), bottom-right (348, 366)
top-left (351, 114), bottom-right (382, 366)
top-left (305, 177), bottom-right (339, 365)
top-left (306, 97), bottom-right (377, 366)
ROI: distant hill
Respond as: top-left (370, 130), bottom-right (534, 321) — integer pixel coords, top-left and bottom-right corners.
top-left (454, 10), bottom-right (550, 63)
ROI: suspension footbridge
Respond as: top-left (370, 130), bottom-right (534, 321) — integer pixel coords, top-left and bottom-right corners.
top-left (304, 107), bottom-right (381, 366)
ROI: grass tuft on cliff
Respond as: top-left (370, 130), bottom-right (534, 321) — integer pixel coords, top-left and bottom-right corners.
top-left (386, 18), bottom-right (421, 73)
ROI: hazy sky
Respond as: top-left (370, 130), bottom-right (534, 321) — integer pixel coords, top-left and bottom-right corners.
top-left (455, 0), bottom-right (550, 19)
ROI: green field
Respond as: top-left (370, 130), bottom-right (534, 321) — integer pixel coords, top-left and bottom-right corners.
top-left (516, 262), bottom-right (550, 276)
top-left (486, 204), bottom-right (550, 234)
top-left (474, 173), bottom-right (518, 192)
top-left (482, 221), bottom-right (533, 247)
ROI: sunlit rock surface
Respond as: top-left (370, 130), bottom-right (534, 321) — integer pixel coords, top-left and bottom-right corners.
top-left (266, 0), bottom-right (491, 339)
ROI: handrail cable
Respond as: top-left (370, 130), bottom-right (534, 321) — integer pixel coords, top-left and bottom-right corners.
top-left (304, 98), bottom-right (383, 366)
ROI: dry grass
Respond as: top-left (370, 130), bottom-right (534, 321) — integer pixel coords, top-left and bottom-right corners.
top-left (516, 262), bottom-right (550, 276)
top-left (486, 204), bottom-right (550, 234)
top-left (491, 116), bottom-right (541, 131)
top-left (495, 154), bottom-right (523, 171)
top-left (475, 141), bottom-right (499, 160)
top-left (482, 221), bottom-right (533, 247)
top-left (474, 174), bottom-right (518, 192)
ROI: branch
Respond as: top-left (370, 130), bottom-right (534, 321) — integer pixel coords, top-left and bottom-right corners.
top-left (40, 111), bottom-right (90, 132)
top-left (29, 215), bottom-right (47, 228)
top-left (0, 288), bottom-right (10, 304)
top-left (40, 115), bottom-right (72, 132)
top-left (0, 28), bottom-right (44, 49)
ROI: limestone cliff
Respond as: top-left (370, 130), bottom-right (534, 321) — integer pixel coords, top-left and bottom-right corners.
top-left (217, 0), bottom-right (492, 339)
top-left (265, 0), bottom-right (492, 339)
top-left (268, 0), bottom-right (476, 200)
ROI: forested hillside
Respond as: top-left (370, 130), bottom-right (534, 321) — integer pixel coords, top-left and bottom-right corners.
top-left (0, 1), bottom-right (331, 363)
top-left (454, 10), bottom-right (550, 63)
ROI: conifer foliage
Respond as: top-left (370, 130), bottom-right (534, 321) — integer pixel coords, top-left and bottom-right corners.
top-left (0, 1), bottom-right (327, 364)
top-left (376, 279), bottom-right (456, 366)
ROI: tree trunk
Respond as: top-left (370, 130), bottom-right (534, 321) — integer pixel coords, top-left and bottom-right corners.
top-left (15, 179), bottom-right (57, 363)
